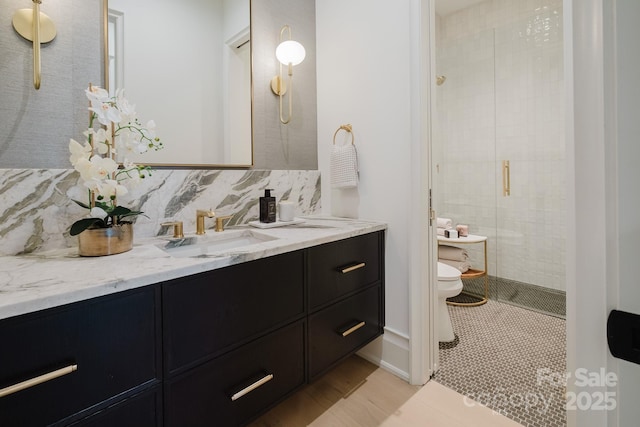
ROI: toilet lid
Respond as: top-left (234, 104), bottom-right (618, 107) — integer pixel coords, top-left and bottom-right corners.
top-left (437, 262), bottom-right (462, 281)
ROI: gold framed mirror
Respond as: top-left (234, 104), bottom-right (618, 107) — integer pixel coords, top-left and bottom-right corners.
top-left (102, 0), bottom-right (253, 168)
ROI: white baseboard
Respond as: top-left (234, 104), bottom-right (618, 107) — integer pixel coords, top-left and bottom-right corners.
top-left (357, 327), bottom-right (410, 382)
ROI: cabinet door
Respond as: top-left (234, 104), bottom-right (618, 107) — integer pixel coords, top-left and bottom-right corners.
top-left (165, 320), bottom-right (305, 427)
top-left (307, 232), bottom-right (382, 311)
top-left (0, 287), bottom-right (159, 426)
top-left (308, 285), bottom-right (382, 380)
top-left (163, 251), bottom-right (305, 375)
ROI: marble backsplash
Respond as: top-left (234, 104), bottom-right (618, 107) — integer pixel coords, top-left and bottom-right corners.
top-left (0, 169), bottom-right (321, 256)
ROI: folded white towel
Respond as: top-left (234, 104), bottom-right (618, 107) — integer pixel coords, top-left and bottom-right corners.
top-left (437, 227), bottom-right (446, 236)
top-left (437, 217), bottom-right (453, 229)
top-left (439, 258), bottom-right (471, 273)
top-left (438, 245), bottom-right (469, 262)
top-left (331, 143), bottom-right (359, 189)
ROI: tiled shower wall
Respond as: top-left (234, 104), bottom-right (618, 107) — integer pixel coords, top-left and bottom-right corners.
top-left (435, 0), bottom-right (565, 290)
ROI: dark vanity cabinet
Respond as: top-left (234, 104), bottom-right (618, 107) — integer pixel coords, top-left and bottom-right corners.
top-left (0, 230), bottom-right (384, 426)
top-left (163, 251), bottom-right (306, 426)
top-left (0, 287), bottom-right (161, 426)
top-left (307, 231), bottom-right (385, 380)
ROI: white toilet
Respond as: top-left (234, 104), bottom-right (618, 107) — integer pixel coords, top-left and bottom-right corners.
top-left (437, 262), bottom-right (463, 342)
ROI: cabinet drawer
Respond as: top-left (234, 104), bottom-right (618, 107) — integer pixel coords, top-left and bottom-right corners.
top-left (69, 386), bottom-right (162, 427)
top-left (308, 285), bottom-right (382, 380)
top-left (0, 287), bottom-right (159, 426)
top-left (165, 320), bottom-right (305, 427)
top-left (163, 250), bottom-right (305, 374)
top-left (307, 232), bottom-right (382, 310)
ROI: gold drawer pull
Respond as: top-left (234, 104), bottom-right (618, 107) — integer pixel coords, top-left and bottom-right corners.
top-left (341, 321), bottom-right (366, 337)
top-left (0, 364), bottom-right (78, 398)
top-left (341, 263), bottom-right (366, 274)
top-left (230, 373), bottom-right (274, 401)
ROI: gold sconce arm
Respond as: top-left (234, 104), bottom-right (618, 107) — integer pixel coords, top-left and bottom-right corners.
top-left (270, 25), bottom-right (305, 125)
top-left (12, 0), bottom-right (57, 90)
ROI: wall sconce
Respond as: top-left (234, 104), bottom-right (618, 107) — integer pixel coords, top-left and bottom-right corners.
top-left (270, 25), bottom-right (305, 124)
top-left (12, 0), bottom-right (57, 90)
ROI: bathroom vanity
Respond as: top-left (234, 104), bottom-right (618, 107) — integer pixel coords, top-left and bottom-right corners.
top-left (0, 218), bottom-right (385, 426)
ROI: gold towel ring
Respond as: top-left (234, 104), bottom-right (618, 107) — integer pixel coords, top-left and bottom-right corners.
top-left (333, 124), bottom-right (355, 145)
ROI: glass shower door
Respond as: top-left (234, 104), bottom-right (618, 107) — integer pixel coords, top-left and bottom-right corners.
top-left (493, 10), bottom-right (566, 315)
top-left (434, 28), bottom-right (499, 303)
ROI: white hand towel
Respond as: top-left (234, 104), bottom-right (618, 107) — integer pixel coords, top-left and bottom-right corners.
top-left (438, 244), bottom-right (469, 262)
top-left (439, 258), bottom-right (471, 273)
top-left (437, 217), bottom-right (453, 229)
top-left (331, 143), bottom-right (359, 189)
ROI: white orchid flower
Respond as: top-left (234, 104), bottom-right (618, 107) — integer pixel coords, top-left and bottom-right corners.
top-left (135, 141), bottom-right (148, 154)
top-left (89, 206), bottom-right (109, 219)
top-left (143, 120), bottom-right (156, 139)
top-left (74, 157), bottom-right (95, 182)
top-left (102, 179), bottom-right (129, 198)
top-left (115, 90), bottom-right (137, 123)
top-left (68, 139), bottom-right (92, 166)
top-left (90, 102), bottom-right (122, 126)
top-left (68, 85), bottom-right (162, 230)
top-left (85, 86), bottom-right (110, 104)
top-left (93, 128), bottom-right (112, 155)
top-left (75, 155), bottom-right (118, 183)
top-left (90, 155), bottom-right (118, 180)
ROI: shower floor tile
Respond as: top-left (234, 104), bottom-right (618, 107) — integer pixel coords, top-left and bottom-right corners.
top-left (449, 275), bottom-right (566, 318)
top-left (435, 299), bottom-right (567, 427)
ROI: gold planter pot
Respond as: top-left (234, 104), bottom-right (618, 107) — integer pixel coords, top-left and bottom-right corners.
top-left (78, 223), bottom-right (133, 257)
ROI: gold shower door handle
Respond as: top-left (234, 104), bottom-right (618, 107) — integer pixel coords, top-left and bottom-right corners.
top-left (503, 160), bottom-right (511, 196)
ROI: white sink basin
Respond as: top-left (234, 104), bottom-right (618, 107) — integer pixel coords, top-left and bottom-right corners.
top-left (158, 229), bottom-right (278, 258)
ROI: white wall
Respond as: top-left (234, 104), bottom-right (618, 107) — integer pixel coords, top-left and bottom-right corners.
top-left (316, 0), bottom-right (414, 376)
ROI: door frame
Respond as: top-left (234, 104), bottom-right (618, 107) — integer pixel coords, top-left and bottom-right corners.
top-left (408, 0), bottom-right (437, 386)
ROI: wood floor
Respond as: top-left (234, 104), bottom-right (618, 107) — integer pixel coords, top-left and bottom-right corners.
top-left (249, 355), bottom-right (523, 427)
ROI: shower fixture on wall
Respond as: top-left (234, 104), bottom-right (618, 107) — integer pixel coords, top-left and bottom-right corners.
top-left (436, 75), bottom-right (447, 86)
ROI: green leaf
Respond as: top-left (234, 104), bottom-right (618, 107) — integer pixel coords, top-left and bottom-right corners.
top-left (72, 199), bottom-right (91, 210)
top-left (69, 218), bottom-right (106, 236)
top-left (110, 206), bottom-right (133, 217)
top-left (118, 211), bottom-right (147, 220)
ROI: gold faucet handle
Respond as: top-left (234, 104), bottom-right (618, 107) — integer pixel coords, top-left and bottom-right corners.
top-left (196, 209), bottom-right (216, 217)
top-left (161, 221), bottom-right (184, 239)
top-left (215, 215), bottom-right (233, 232)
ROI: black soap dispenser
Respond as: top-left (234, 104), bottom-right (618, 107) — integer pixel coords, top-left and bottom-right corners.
top-left (259, 189), bottom-right (276, 223)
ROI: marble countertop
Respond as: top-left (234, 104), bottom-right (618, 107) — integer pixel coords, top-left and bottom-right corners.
top-left (0, 217), bottom-right (386, 321)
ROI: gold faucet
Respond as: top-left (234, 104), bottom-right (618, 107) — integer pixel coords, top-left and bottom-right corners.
top-left (215, 215), bottom-right (233, 232)
top-left (161, 221), bottom-right (184, 238)
top-left (196, 209), bottom-right (215, 235)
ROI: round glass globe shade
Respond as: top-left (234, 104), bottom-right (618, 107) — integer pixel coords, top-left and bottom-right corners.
top-left (276, 40), bottom-right (306, 66)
